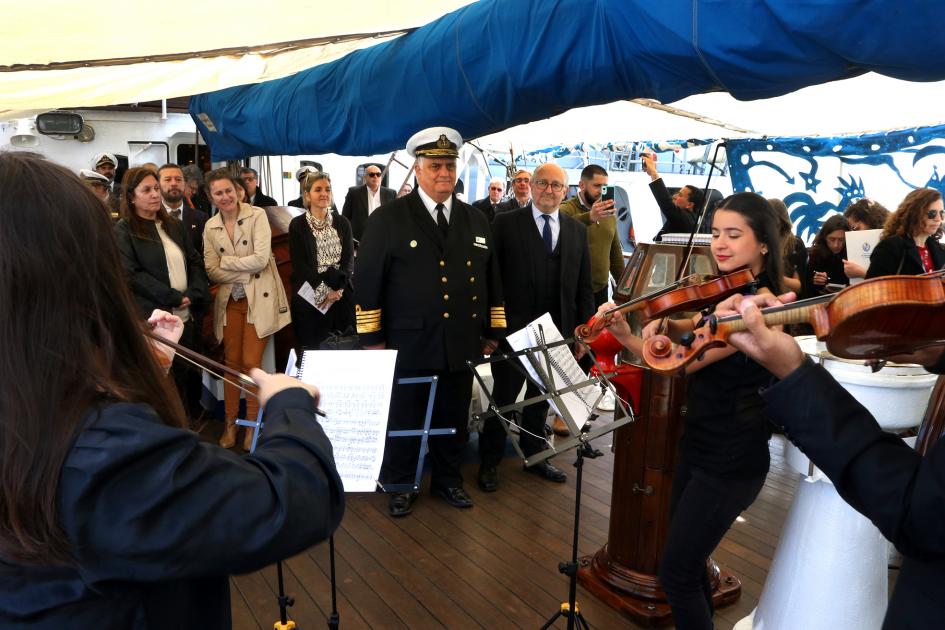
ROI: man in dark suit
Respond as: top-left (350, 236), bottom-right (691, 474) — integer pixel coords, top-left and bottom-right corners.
top-left (643, 152), bottom-right (705, 241)
top-left (478, 163), bottom-right (595, 492)
top-left (722, 293), bottom-right (945, 630)
top-left (495, 169), bottom-right (532, 215)
top-left (355, 127), bottom-right (505, 518)
top-left (342, 164), bottom-right (396, 244)
top-left (158, 164), bottom-right (209, 255)
top-left (471, 177), bottom-right (505, 222)
top-left (239, 167), bottom-right (278, 207)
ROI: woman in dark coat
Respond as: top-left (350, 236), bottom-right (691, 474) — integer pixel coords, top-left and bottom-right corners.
top-left (289, 171), bottom-right (356, 352)
top-left (0, 152), bottom-right (344, 628)
top-left (115, 167), bottom-right (210, 416)
top-left (806, 214), bottom-right (850, 296)
top-left (866, 188), bottom-right (945, 278)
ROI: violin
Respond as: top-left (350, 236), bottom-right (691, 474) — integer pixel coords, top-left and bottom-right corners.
top-left (642, 272), bottom-right (945, 373)
top-left (576, 268), bottom-right (756, 342)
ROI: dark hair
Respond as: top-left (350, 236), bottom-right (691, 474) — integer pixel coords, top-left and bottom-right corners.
top-left (882, 188), bottom-right (942, 240)
top-left (580, 164), bottom-right (607, 180)
top-left (205, 167), bottom-right (239, 190)
top-left (156, 163), bottom-right (183, 178)
top-left (844, 198), bottom-right (889, 229)
top-left (767, 198), bottom-right (796, 260)
top-left (683, 185), bottom-right (705, 212)
top-left (120, 167), bottom-right (171, 239)
top-left (181, 164), bottom-right (204, 185)
top-left (0, 152), bottom-right (186, 565)
top-left (239, 167), bottom-right (258, 178)
top-left (811, 214), bottom-right (849, 255)
top-left (714, 192), bottom-right (784, 294)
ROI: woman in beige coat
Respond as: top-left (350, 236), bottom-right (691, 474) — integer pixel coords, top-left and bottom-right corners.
top-left (203, 169), bottom-right (290, 449)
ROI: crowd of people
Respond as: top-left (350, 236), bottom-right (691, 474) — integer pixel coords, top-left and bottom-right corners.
top-left (32, 126), bottom-right (944, 628)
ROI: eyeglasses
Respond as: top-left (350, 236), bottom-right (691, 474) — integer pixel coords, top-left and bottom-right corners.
top-left (534, 179), bottom-right (565, 192)
top-left (366, 172), bottom-right (382, 178)
top-left (489, 186), bottom-right (503, 191)
top-left (927, 209), bottom-right (945, 219)
top-left (513, 177), bottom-right (530, 184)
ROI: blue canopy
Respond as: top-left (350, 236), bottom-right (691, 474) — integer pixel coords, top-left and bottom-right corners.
top-left (190, 0), bottom-right (945, 159)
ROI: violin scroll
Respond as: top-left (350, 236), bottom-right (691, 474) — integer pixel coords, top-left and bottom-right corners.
top-left (641, 329), bottom-right (727, 373)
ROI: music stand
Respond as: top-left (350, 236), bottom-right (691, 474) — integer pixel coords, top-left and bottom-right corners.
top-left (380, 375), bottom-right (457, 494)
top-left (470, 324), bottom-right (634, 630)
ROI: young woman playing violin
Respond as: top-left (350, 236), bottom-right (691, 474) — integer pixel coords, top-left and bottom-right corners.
top-left (597, 192), bottom-right (784, 630)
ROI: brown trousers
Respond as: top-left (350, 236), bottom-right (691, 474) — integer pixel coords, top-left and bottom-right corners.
top-left (222, 297), bottom-right (269, 421)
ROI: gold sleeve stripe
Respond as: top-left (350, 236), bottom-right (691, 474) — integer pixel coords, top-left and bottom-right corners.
top-left (355, 306), bottom-right (381, 316)
top-left (356, 313), bottom-right (381, 322)
top-left (490, 317), bottom-right (507, 328)
top-left (357, 321), bottom-right (381, 334)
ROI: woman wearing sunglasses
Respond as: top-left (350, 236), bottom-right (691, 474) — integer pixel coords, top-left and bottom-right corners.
top-left (866, 188), bottom-right (945, 278)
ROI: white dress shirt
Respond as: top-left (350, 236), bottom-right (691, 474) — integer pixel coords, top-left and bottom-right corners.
top-left (532, 205), bottom-right (560, 251)
top-left (417, 186), bottom-right (453, 224)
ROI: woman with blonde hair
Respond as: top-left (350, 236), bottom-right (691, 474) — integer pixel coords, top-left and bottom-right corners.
top-left (289, 171), bottom-right (355, 353)
top-left (866, 188), bottom-right (945, 278)
top-left (203, 169), bottom-right (291, 449)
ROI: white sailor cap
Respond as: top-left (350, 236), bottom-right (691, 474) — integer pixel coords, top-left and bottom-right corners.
top-left (295, 165), bottom-right (319, 182)
top-left (92, 152), bottom-right (117, 168)
top-left (78, 169), bottom-right (110, 185)
top-left (406, 126), bottom-right (462, 158)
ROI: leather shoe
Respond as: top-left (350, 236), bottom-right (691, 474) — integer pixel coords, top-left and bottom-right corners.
top-left (388, 491), bottom-right (419, 517)
top-left (432, 486), bottom-right (474, 508)
top-left (524, 460), bottom-right (567, 483)
top-left (552, 415), bottom-right (570, 437)
top-left (477, 465), bottom-right (498, 493)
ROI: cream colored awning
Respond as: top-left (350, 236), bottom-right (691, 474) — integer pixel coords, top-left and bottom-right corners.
top-left (0, 1), bottom-right (474, 118)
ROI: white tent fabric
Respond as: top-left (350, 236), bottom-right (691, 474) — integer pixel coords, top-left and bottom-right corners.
top-left (0, 0), bottom-right (473, 119)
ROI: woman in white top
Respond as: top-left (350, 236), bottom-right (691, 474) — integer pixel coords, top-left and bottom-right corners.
top-left (203, 169), bottom-right (290, 450)
top-left (115, 167), bottom-right (209, 418)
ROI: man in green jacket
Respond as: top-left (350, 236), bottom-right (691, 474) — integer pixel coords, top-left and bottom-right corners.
top-left (559, 164), bottom-right (625, 306)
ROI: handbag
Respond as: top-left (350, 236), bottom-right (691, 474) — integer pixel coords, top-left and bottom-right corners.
top-left (319, 326), bottom-right (360, 351)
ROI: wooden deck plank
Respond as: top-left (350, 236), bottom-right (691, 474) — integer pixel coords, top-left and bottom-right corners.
top-left (230, 434), bottom-right (877, 629)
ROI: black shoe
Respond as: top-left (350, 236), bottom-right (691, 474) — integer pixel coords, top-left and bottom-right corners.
top-left (388, 491), bottom-right (419, 517)
top-left (477, 465), bottom-right (498, 493)
top-left (432, 486), bottom-right (474, 508)
top-left (524, 460), bottom-right (567, 483)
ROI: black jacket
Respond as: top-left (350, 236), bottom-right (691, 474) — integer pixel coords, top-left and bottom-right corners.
top-left (354, 190), bottom-right (505, 372)
top-left (495, 197), bottom-right (530, 216)
top-left (288, 211), bottom-right (355, 295)
top-left (472, 198), bottom-right (500, 223)
top-left (650, 178), bottom-right (698, 241)
top-left (763, 360), bottom-right (945, 630)
top-left (249, 192), bottom-right (278, 208)
top-left (341, 184), bottom-right (395, 243)
top-left (0, 388), bottom-right (344, 629)
top-left (115, 218), bottom-right (210, 318)
top-left (865, 234), bottom-right (945, 278)
top-left (164, 204), bottom-right (210, 257)
top-left (492, 205), bottom-right (595, 335)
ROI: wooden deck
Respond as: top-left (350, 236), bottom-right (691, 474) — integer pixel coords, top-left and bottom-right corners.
top-left (221, 433), bottom-right (814, 629)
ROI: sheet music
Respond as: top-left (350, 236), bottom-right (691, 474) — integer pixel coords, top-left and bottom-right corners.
top-left (844, 228), bottom-right (882, 284)
top-left (505, 313), bottom-right (597, 431)
top-left (298, 281), bottom-right (331, 313)
top-left (294, 349), bottom-right (398, 492)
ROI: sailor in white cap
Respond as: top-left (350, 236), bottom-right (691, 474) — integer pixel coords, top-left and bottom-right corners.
top-left (288, 165), bottom-right (320, 208)
top-left (91, 153), bottom-right (118, 184)
top-left (78, 169), bottom-right (112, 205)
top-left (354, 126), bottom-right (506, 517)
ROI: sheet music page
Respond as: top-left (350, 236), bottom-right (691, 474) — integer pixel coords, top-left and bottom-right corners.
top-left (295, 349), bottom-right (398, 492)
top-left (505, 313), bottom-right (596, 430)
top-left (297, 281), bottom-right (331, 313)
top-left (844, 228), bottom-right (882, 284)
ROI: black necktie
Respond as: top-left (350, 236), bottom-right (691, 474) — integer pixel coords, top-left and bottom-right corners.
top-left (436, 203), bottom-right (449, 237)
top-left (541, 214), bottom-right (553, 253)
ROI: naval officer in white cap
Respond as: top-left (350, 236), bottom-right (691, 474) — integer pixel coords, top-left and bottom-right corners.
top-left (355, 126), bottom-right (506, 517)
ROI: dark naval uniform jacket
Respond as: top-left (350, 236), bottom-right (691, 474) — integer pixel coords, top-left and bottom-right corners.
top-left (354, 190), bottom-right (506, 372)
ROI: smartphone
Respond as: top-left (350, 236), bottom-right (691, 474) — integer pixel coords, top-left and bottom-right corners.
top-left (600, 186), bottom-right (615, 204)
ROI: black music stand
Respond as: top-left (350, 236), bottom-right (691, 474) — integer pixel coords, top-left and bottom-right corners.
top-left (380, 375), bottom-right (456, 494)
top-left (470, 324), bottom-right (634, 630)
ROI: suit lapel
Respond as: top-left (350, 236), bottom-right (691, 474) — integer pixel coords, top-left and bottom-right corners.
top-left (518, 206), bottom-right (543, 289)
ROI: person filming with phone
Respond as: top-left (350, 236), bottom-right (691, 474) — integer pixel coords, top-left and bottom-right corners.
top-left (643, 151), bottom-right (705, 242)
top-left (559, 164), bottom-right (624, 307)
